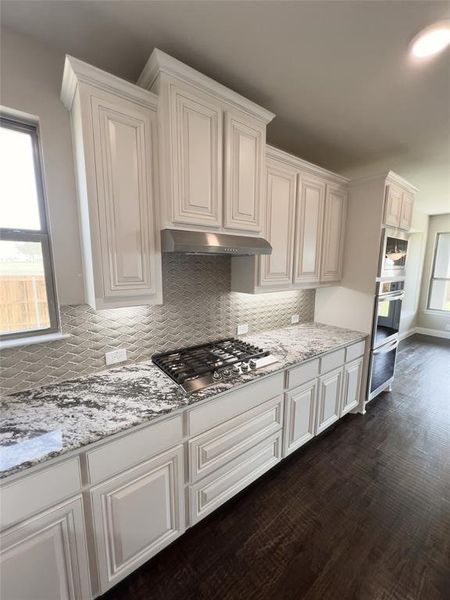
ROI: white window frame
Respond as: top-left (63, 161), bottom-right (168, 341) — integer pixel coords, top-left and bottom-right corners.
top-left (427, 231), bottom-right (450, 313)
top-left (0, 115), bottom-right (60, 341)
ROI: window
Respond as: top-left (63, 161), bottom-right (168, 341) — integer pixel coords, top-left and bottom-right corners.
top-left (428, 232), bottom-right (450, 312)
top-left (0, 116), bottom-right (59, 340)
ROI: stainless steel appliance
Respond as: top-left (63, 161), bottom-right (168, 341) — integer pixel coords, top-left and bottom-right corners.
top-left (367, 279), bottom-right (404, 401)
top-left (152, 338), bottom-right (278, 393)
top-left (161, 229), bottom-right (272, 256)
top-left (378, 228), bottom-right (409, 278)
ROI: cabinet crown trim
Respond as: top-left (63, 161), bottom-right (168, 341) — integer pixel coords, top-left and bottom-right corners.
top-left (61, 55), bottom-right (159, 110)
top-left (266, 144), bottom-right (349, 185)
top-left (137, 48), bottom-right (275, 123)
top-left (349, 170), bottom-right (418, 194)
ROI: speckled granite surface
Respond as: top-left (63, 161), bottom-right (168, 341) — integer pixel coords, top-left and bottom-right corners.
top-left (0, 323), bottom-right (366, 479)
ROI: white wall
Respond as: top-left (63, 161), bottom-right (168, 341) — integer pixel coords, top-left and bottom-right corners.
top-left (0, 28), bottom-right (84, 304)
top-left (399, 207), bottom-right (428, 335)
top-left (417, 213), bottom-right (450, 334)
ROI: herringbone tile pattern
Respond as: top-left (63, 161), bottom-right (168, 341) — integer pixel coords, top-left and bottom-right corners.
top-left (1, 255), bottom-right (314, 395)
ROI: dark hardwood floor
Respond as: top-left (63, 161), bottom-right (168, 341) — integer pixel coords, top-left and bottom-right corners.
top-left (101, 334), bottom-right (450, 600)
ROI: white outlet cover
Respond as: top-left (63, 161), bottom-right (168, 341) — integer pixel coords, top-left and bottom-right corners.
top-left (291, 314), bottom-right (300, 324)
top-left (105, 348), bottom-right (128, 365)
top-left (237, 324), bottom-right (249, 335)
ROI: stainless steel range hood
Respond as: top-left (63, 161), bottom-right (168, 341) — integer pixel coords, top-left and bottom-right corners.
top-left (161, 229), bottom-right (272, 256)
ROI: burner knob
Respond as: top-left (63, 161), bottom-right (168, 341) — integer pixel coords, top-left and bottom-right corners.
top-left (249, 359), bottom-right (257, 369)
top-left (222, 369), bottom-right (231, 377)
top-left (232, 364), bottom-right (240, 373)
top-left (241, 362), bottom-right (249, 372)
top-left (213, 371), bottom-right (222, 380)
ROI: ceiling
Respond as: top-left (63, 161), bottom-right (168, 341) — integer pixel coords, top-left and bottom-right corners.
top-left (2, 0), bottom-right (449, 214)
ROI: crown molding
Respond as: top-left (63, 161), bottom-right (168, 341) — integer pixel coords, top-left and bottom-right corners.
top-left (349, 170), bottom-right (418, 193)
top-left (61, 55), bottom-right (159, 111)
top-left (266, 144), bottom-right (349, 184)
top-left (137, 48), bottom-right (275, 124)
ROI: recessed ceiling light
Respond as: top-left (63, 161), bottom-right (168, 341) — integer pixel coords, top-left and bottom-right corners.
top-left (410, 20), bottom-right (450, 58)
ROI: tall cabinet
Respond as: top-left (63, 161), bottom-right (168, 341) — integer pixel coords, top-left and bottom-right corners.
top-left (137, 49), bottom-right (274, 234)
top-left (231, 146), bottom-right (349, 293)
top-left (61, 56), bottom-right (162, 309)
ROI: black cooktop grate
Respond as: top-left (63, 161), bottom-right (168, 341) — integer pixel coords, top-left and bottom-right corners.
top-left (152, 338), bottom-right (269, 386)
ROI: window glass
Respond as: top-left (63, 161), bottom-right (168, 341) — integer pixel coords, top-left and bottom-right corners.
top-left (0, 126), bottom-right (41, 230)
top-left (433, 232), bottom-right (450, 278)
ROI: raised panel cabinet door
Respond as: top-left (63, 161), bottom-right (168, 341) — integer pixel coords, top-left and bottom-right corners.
top-left (341, 357), bottom-right (363, 416)
top-left (169, 84), bottom-right (222, 227)
top-left (259, 159), bottom-right (297, 287)
top-left (316, 367), bottom-right (343, 434)
top-left (90, 445), bottom-right (185, 593)
top-left (320, 184), bottom-right (347, 282)
top-left (383, 184), bottom-right (403, 228)
top-left (90, 91), bottom-right (160, 305)
top-left (399, 192), bottom-right (414, 231)
top-left (0, 496), bottom-right (91, 600)
top-left (284, 379), bottom-right (318, 457)
top-left (224, 111), bottom-right (265, 232)
top-left (294, 175), bottom-right (325, 284)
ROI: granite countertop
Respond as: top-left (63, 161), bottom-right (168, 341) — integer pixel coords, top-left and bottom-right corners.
top-left (0, 322), bottom-right (366, 479)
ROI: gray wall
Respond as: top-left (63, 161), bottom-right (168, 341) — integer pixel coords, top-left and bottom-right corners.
top-left (1, 28), bottom-right (84, 304)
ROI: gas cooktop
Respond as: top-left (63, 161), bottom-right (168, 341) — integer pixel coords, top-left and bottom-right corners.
top-left (152, 338), bottom-right (278, 393)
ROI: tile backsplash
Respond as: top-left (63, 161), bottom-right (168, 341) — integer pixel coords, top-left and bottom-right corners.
top-left (1, 255), bottom-right (315, 395)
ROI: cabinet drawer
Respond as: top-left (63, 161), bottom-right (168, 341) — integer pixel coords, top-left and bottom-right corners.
top-left (320, 348), bottom-right (345, 374)
top-left (86, 415), bottom-right (183, 485)
top-left (346, 340), bottom-right (365, 363)
top-left (188, 395), bottom-right (282, 483)
top-left (0, 458), bottom-right (82, 530)
top-left (188, 432), bottom-right (281, 525)
top-left (286, 358), bottom-right (319, 389)
top-left (187, 372), bottom-right (284, 437)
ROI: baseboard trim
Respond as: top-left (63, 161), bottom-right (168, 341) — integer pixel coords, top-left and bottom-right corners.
top-left (414, 327), bottom-right (450, 340)
top-left (398, 328), bottom-right (416, 341)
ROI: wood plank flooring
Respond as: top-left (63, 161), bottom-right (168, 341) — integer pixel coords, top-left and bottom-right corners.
top-left (101, 334), bottom-right (450, 600)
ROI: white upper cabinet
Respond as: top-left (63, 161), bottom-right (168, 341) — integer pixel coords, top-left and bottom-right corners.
top-left (224, 110), bottom-right (265, 232)
top-left (259, 158), bottom-right (297, 287)
top-left (137, 49), bottom-right (274, 233)
top-left (167, 83), bottom-right (223, 228)
top-left (294, 175), bottom-right (326, 284)
top-left (321, 184), bottom-right (347, 282)
top-left (383, 184), bottom-right (403, 228)
top-left (61, 56), bottom-right (162, 309)
top-left (383, 180), bottom-right (415, 231)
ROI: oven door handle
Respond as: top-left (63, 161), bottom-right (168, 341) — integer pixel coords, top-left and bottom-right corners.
top-left (378, 292), bottom-right (405, 302)
top-left (372, 340), bottom-right (400, 355)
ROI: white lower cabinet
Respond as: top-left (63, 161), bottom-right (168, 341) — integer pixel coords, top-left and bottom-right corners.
top-left (90, 445), bottom-right (185, 594)
top-left (188, 432), bottom-right (282, 526)
top-left (284, 379), bottom-right (318, 456)
top-left (316, 367), bottom-right (343, 434)
top-left (0, 496), bottom-right (91, 600)
top-left (341, 357), bottom-right (364, 416)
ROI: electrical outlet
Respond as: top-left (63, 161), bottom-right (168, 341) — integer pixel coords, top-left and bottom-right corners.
top-left (105, 348), bottom-right (128, 365)
top-left (291, 314), bottom-right (300, 324)
top-left (237, 323), bottom-right (249, 335)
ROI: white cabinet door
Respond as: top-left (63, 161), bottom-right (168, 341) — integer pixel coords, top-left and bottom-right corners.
top-left (88, 91), bottom-right (161, 307)
top-left (168, 84), bottom-right (222, 228)
top-left (383, 184), bottom-right (402, 228)
top-left (320, 184), bottom-right (347, 282)
top-left (224, 111), bottom-right (265, 232)
top-left (294, 174), bottom-right (325, 284)
top-left (284, 379), bottom-right (318, 456)
top-left (90, 445), bottom-right (184, 593)
top-left (316, 367), bottom-right (343, 434)
top-left (399, 192), bottom-right (414, 231)
top-left (341, 357), bottom-right (363, 416)
top-left (259, 158), bottom-right (297, 287)
top-left (0, 496), bottom-right (91, 600)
